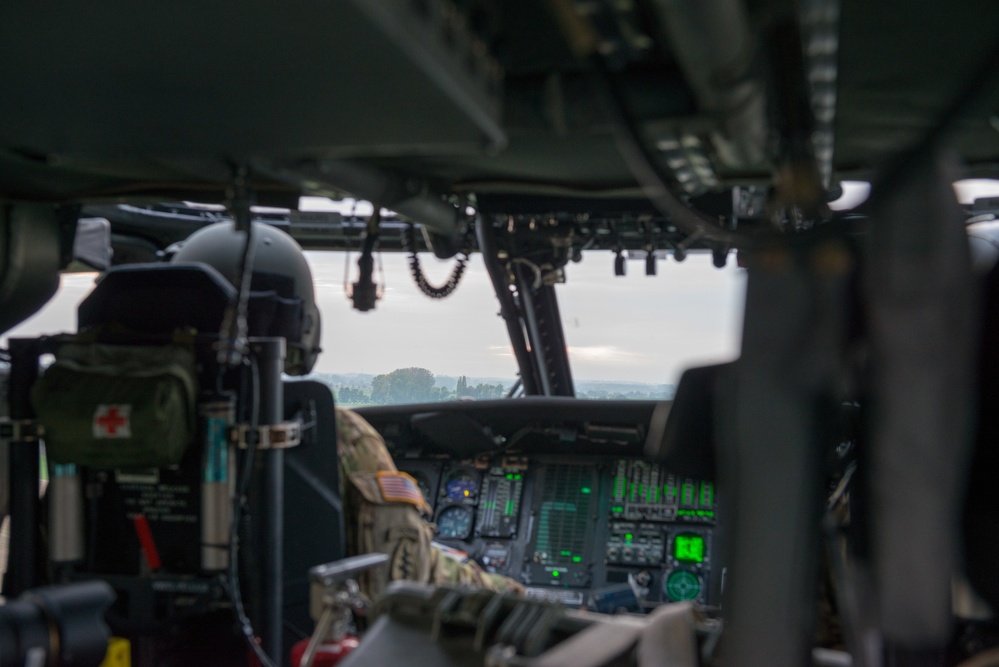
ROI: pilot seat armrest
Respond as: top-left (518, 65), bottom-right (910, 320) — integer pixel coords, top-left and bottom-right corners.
top-left (309, 553), bottom-right (389, 623)
top-left (301, 554), bottom-right (390, 666)
top-left (310, 552), bottom-right (389, 588)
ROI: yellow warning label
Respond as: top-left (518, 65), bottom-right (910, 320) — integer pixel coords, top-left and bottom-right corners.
top-left (100, 637), bottom-right (131, 667)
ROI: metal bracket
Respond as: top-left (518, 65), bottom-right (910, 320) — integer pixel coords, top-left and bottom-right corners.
top-left (231, 421), bottom-right (302, 450)
top-left (0, 418), bottom-right (43, 443)
top-left (300, 553), bottom-right (389, 667)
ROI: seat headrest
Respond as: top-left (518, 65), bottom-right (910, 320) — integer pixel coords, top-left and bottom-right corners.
top-left (78, 263), bottom-right (236, 334)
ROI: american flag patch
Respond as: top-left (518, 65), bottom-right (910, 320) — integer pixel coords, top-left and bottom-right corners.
top-left (377, 472), bottom-right (426, 508)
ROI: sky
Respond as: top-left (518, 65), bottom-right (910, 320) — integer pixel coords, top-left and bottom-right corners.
top-left (310, 250), bottom-right (746, 384)
top-left (5, 179), bottom-right (999, 386)
top-left (2, 252), bottom-right (745, 386)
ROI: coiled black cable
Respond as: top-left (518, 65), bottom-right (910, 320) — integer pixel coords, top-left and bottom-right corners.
top-left (402, 224), bottom-right (469, 299)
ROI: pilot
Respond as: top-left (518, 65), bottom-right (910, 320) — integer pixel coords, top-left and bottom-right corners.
top-left (172, 221), bottom-right (523, 600)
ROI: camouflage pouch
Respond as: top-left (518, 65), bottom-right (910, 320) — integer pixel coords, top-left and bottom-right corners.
top-left (32, 342), bottom-right (198, 468)
top-left (349, 471), bottom-right (434, 598)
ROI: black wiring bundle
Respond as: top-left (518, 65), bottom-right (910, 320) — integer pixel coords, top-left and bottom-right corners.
top-left (226, 356), bottom-right (279, 667)
top-left (402, 223), bottom-right (469, 299)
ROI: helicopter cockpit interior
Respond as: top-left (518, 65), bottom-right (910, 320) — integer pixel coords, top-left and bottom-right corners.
top-left (2, 1), bottom-right (999, 666)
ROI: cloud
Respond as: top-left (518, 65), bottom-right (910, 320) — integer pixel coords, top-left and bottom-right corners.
top-left (62, 273), bottom-right (99, 288)
top-left (567, 345), bottom-right (647, 364)
top-left (489, 345), bottom-right (649, 367)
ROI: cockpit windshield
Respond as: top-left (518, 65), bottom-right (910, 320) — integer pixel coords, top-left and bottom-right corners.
top-left (558, 253), bottom-right (745, 398)
top-left (3, 247), bottom-right (745, 405)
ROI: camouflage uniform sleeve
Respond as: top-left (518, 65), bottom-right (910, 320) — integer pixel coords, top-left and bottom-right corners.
top-left (336, 407), bottom-right (399, 478)
top-left (336, 407), bottom-right (523, 597)
top-left (429, 546), bottom-right (525, 595)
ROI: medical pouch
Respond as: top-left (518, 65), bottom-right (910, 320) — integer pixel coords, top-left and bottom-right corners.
top-left (32, 342), bottom-right (198, 468)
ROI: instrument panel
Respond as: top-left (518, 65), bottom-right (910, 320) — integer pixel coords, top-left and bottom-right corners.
top-left (396, 454), bottom-right (718, 609)
top-left (359, 397), bottom-right (721, 612)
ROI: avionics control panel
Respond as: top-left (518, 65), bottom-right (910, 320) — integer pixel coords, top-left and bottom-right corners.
top-left (524, 463), bottom-right (601, 589)
top-left (605, 460), bottom-right (715, 604)
top-left (431, 462), bottom-right (527, 541)
top-left (396, 455), bottom-right (718, 609)
top-left (360, 398), bottom-right (721, 612)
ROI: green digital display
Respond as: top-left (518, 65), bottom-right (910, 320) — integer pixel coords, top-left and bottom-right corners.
top-left (665, 570), bottom-right (701, 601)
top-left (674, 534), bottom-right (705, 563)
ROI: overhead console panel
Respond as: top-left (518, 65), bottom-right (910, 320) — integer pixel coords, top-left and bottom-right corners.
top-left (0, 0), bottom-right (504, 199)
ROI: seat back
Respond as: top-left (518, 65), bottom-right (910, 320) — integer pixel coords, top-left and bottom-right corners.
top-left (41, 262), bottom-right (346, 658)
top-left (964, 256), bottom-right (999, 610)
top-left (644, 362), bottom-right (731, 481)
top-left (77, 262), bottom-right (235, 334)
top-left (282, 379), bottom-right (346, 645)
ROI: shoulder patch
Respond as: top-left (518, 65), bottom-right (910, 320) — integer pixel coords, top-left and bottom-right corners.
top-left (390, 535), bottom-right (420, 582)
top-left (376, 471), bottom-right (428, 509)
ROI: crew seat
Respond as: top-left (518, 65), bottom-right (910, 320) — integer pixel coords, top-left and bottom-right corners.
top-left (70, 261), bottom-right (346, 654)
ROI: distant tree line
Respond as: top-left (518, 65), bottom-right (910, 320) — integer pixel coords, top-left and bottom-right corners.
top-left (321, 367), bottom-right (670, 405)
top-left (330, 367), bottom-right (506, 406)
top-left (455, 375), bottom-right (505, 400)
top-left (575, 390), bottom-right (667, 400)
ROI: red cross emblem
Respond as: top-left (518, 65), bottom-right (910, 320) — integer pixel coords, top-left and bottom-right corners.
top-left (93, 404), bottom-right (132, 439)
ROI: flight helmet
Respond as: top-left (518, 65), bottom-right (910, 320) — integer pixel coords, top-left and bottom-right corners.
top-left (172, 221), bottom-right (321, 375)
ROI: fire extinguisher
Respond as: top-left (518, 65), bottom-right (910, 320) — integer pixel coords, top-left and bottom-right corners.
top-left (289, 635), bottom-right (360, 667)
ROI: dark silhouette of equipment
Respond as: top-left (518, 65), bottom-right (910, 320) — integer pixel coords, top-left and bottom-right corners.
top-left (3, 251), bottom-right (347, 666)
top-left (0, 580), bottom-right (115, 667)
